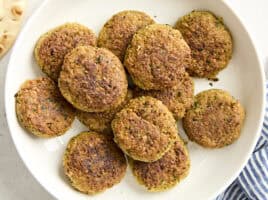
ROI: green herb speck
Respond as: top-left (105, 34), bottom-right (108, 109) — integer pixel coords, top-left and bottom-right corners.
top-left (215, 20), bottom-right (222, 27)
top-left (96, 56), bottom-right (103, 64)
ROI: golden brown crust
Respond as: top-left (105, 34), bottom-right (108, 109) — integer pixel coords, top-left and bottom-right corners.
top-left (112, 96), bottom-right (178, 162)
top-left (183, 89), bottom-right (245, 148)
top-left (34, 23), bottom-right (97, 81)
top-left (130, 137), bottom-right (190, 191)
top-left (15, 77), bottom-right (75, 138)
top-left (133, 73), bottom-right (194, 120)
top-left (58, 46), bottom-right (128, 112)
top-left (63, 132), bottom-right (127, 194)
top-left (175, 11), bottom-right (233, 78)
top-left (98, 10), bottom-right (155, 61)
top-left (124, 24), bottom-right (190, 90)
top-left (77, 90), bottom-right (133, 135)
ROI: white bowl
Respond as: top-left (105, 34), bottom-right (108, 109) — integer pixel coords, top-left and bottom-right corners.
top-left (5, 0), bottom-right (265, 199)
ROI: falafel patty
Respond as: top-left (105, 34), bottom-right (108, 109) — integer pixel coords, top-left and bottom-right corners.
top-left (34, 23), bottom-right (97, 81)
top-left (133, 73), bottom-right (194, 120)
top-left (98, 10), bottom-right (155, 61)
top-left (130, 137), bottom-right (190, 191)
top-left (15, 77), bottom-right (75, 138)
top-left (112, 96), bottom-right (178, 162)
top-left (58, 46), bottom-right (128, 112)
top-left (124, 24), bottom-right (190, 90)
top-left (77, 89), bottom-right (133, 135)
top-left (63, 132), bottom-right (127, 194)
top-left (175, 11), bottom-right (233, 78)
top-left (183, 89), bottom-right (245, 148)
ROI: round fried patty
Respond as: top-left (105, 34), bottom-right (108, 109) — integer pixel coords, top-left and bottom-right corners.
top-left (63, 132), bottom-right (127, 194)
top-left (130, 137), bottom-right (190, 191)
top-left (34, 23), bottom-right (97, 81)
top-left (98, 10), bottom-right (155, 61)
top-left (175, 11), bottom-right (233, 78)
top-left (15, 77), bottom-right (75, 137)
top-left (183, 89), bottom-right (245, 148)
top-left (133, 73), bottom-right (194, 120)
top-left (59, 46), bottom-right (128, 112)
top-left (112, 96), bottom-right (178, 162)
top-left (124, 24), bottom-right (190, 90)
top-left (77, 89), bottom-right (133, 135)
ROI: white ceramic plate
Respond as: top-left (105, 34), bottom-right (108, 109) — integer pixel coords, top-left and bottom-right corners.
top-left (5, 0), bottom-right (266, 199)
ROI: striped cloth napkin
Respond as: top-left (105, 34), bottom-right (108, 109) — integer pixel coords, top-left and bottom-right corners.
top-left (216, 84), bottom-right (268, 200)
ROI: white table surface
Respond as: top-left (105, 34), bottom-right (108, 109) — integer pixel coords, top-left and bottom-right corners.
top-left (0, 0), bottom-right (267, 199)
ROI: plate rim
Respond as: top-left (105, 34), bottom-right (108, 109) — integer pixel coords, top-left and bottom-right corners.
top-left (4, 0), bottom-right (266, 199)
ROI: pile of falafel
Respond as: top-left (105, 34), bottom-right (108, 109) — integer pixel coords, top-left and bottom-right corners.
top-left (15, 10), bottom-right (245, 194)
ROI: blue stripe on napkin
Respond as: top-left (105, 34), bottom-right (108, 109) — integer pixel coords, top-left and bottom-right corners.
top-left (216, 180), bottom-right (248, 200)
